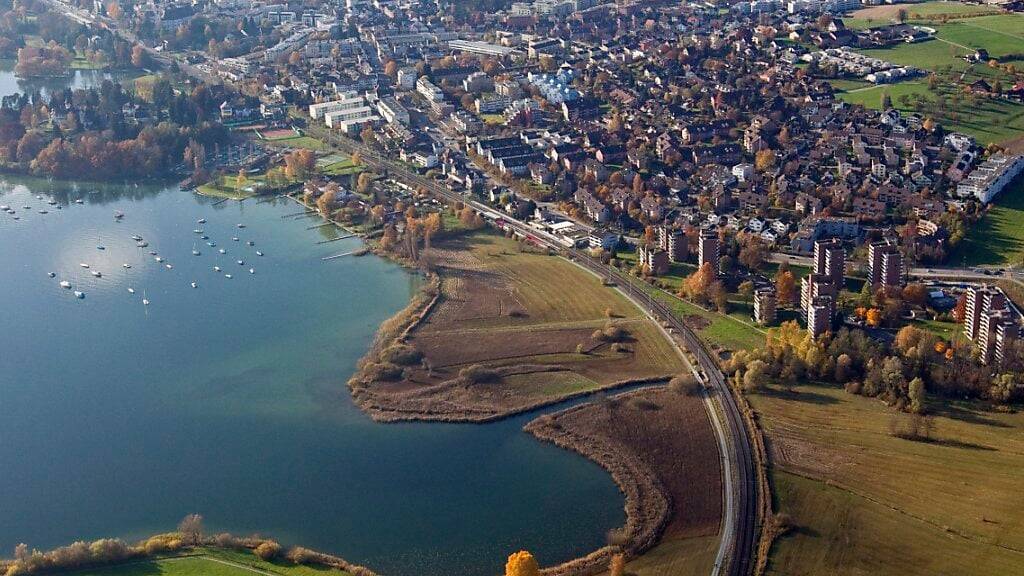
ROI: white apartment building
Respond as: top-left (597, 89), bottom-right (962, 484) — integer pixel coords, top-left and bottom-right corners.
top-left (956, 154), bottom-right (1024, 204)
top-left (309, 94), bottom-right (365, 119)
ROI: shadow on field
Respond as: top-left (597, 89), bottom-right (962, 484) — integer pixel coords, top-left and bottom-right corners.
top-left (759, 386), bottom-right (840, 406)
top-left (938, 404), bottom-right (1013, 429)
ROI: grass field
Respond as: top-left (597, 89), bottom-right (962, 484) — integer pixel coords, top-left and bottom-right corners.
top-left (64, 548), bottom-right (352, 576)
top-left (951, 178), bottom-right (1024, 266)
top-left (196, 174), bottom-right (265, 200)
top-left (838, 77), bottom-right (1024, 144)
top-left (749, 383), bottom-right (1024, 576)
top-left (263, 135), bottom-right (328, 151)
top-left (320, 158), bottom-right (364, 177)
top-left (835, 10), bottom-right (1024, 145)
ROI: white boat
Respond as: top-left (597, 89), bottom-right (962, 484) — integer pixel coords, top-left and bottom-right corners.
top-left (22, 205), bottom-right (30, 209)
top-left (201, 235), bottom-right (209, 240)
top-left (91, 271), bottom-right (102, 278)
top-left (74, 291), bottom-right (85, 299)
top-left (155, 257), bottom-right (164, 263)
top-left (96, 245), bottom-right (105, 250)
top-left (247, 241), bottom-right (254, 246)
top-left (237, 224), bottom-right (245, 228)
top-left (114, 211), bottom-right (124, 219)
top-left (193, 229), bottom-right (203, 234)
top-left (232, 237), bottom-right (239, 242)
top-left (59, 280), bottom-right (71, 289)
top-left (219, 249), bottom-right (227, 254)
top-left (149, 251), bottom-right (158, 256)
top-left (165, 264), bottom-right (173, 269)
top-left (193, 250), bottom-right (201, 256)
top-left (74, 199), bottom-right (83, 204)
top-left (208, 241), bottom-right (216, 247)
top-left (191, 282), bottom-right (198, 288)
top-left (123, 263), bottom-right (131, 269)
top-left (38, 209), bottom-right (48, 214)
top-left (80, 263), bottom-right (90, 268)
top-left (142, 298), bottom-right (150, 306)
top-left (0, 205), bottom-right (8, 210)
top-left (197, 219), bottom-right (206, 224)
top-left (35, 195), bottom-right (42, 200)
top-left (128, 288), bottom-right (135, 294)
top-left (213, 266), bottom-right (221, 272)
top-left (48, 200), bottom-right (56, 206)
top-left (237, 260), bottom-right (244, 265)
top-left (48, 272), bottom-right (56, 278)
top-left (249, 268), bottom-right (255, 274)
top-left (256, 251), bottom-right (264, 256)
top-left (131, 235), bottom-right (143, 241)
top-left (137, 242), bottom-right (148, 248)
top-left (224, 274), bottom-right (233, 279)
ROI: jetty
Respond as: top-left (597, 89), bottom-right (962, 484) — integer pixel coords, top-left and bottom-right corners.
top-left (322, 251), bottom-right (357, 261)
top-left (316, 234), bottom-right (357, 245)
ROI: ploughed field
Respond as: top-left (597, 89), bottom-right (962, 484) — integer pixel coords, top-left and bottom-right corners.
top-left (350, 233), bottom-right (685, 422)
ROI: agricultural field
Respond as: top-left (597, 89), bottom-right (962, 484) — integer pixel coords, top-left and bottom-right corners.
top-left (63, 548), bottom-right (352, 576)
top-left (952, 178), bottom-right (1024, 266)
top-left (350, 232), bottom-right (686, 421)
top-left (749, 383), bottom-right (1024, 576)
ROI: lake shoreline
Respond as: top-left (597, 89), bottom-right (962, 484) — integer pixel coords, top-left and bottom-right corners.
top-left (341, 230), bottom-right (687, 576)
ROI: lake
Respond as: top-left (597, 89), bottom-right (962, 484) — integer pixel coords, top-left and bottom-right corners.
top-left (0, 71), bottom-right (625, 575)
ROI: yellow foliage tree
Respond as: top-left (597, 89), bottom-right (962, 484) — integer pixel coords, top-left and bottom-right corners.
top-left (505, 551), bottom-right (540, 576)
top-left (865, 308), bottom-right (882, 327)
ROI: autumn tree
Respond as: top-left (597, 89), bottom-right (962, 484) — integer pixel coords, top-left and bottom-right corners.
top-left (316, 189), bottom-right (336, 216)
top-left (908, 377), bottom-right (926, 413)
top-left (754, 149), bottom-right (776, 172)
top-left (130, 44), bottom-right (147, 68)
top-left (357, 171), bottom-right (374, 194)
top-left (738, 237), bottom-right (766, 270)
top-left (743, 359), bottom-right (768, 391)
top-left (775, 270), bottom-right (796, 306)
top-left (680, 262), bottom-right (716, 304)
top-left (177, 514), bottom-right (203, 546)
top-left (610, 553), bottom-right (625, 576)
top-left (505, 551), bottom-right (540, 576)
top-left (421, 212), bottom-right (443, 248)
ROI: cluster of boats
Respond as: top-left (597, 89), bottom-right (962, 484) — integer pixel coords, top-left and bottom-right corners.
top-left (46, 215), bottom-right (266, 303)
top-left (0, 195), bottom-right (60, 219)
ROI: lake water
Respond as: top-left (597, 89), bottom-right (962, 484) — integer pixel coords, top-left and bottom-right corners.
top-left (0, 64), bottom-right (140, 100)
top-left (0, 70), bottom-right (625, 575)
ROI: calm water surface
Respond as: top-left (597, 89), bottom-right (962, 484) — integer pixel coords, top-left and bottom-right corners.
top-left (0, 71), bottom-right (625, 576)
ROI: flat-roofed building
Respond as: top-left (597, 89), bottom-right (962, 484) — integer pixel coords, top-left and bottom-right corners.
top-left (698, 228), bottom-right (720, 272)
top-left (754, 287), bottom-right (777, 326)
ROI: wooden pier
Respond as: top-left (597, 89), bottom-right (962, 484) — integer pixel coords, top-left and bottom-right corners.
top-left (316, 234), bottom-right (357, 244)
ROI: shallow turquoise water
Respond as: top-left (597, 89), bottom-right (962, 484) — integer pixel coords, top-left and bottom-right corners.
top-left (0, 179), bottom-right (625, 575)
